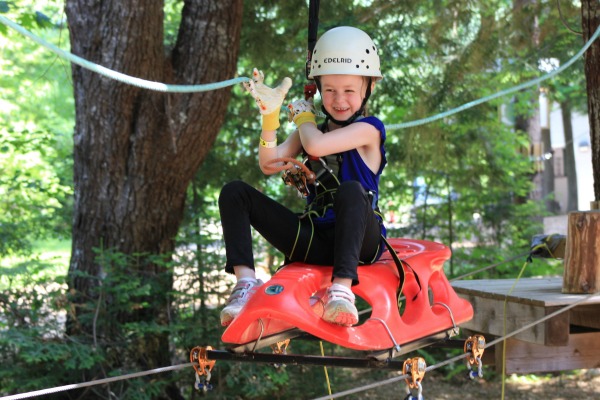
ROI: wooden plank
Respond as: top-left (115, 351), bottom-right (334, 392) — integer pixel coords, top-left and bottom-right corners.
top-left (571, 304), bottom-right (600, 330)
top-left (452, 278), bottom-right (600, 346)
top-left (495, 332), bottom-right (600, 374)
top-left (455, 292), bottom-right (569, 346)
top-left (452, 277), bottom-right (600, 307)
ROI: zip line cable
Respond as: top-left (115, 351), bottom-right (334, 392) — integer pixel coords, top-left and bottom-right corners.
top-left (0, 364), bottom-right (195, 400)
top-left (1, 15), bottom-right (599, 128)
top-left (312, 288), bottom-right (600, 400)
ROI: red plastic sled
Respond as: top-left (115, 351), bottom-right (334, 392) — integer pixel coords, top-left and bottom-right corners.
top-left (221, 238), bottom-right (473, 355)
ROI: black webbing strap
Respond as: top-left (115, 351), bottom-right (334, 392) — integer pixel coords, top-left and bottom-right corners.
top-left (306, 0), bottom-right (320, 80)
top-left (380, 236), bottom-right (422, 303)
top-left (304, 0), bottom-right (320, 100)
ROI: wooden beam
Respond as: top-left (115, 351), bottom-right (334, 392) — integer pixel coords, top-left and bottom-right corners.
top-left (571, 304), bottom-right (600, 330)
top-left (456, 292), bottom-right (568, 346)
top-left (563, 211), bottom-right (600, 293)
top-left (495, 332), bottom-right (600, 374)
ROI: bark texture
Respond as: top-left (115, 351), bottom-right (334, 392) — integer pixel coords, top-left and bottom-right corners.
top-left (65, 1), bottom-right (242, 397)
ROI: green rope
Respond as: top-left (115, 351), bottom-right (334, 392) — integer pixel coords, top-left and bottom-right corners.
top-left (0, 14), bottom-right (250, 92)
top-left (2, 15), bottom-right (599, 127)
top-left (387, 23), bottom-right (600, 130)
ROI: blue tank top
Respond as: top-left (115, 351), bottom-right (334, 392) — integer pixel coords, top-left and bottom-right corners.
top-left (307, 116), bottom-right (387, 237)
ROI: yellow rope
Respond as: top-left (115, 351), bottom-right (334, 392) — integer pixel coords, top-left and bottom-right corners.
top-left (319, 341), bottom-right (333, 398)
top-left (500, 257), bottom-right (530, 399)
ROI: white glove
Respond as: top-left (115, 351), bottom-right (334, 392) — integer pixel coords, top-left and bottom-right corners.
top-left (287, 99), bottom-right (317, 127)
top-left (243, 68), bottom-right (292, 115)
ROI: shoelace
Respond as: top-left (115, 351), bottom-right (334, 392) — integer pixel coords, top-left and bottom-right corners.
top-left (226, 280), bottom-right (256, 304)
top-left (327, 285), bottom-right (355, 304)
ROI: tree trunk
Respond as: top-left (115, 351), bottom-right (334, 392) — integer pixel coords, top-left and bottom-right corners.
top-left (560, 101), bottom-right (579, 212)
top-left (65, 0), bottom-right (242, 397)
top-left (581, 0), bottom-right (600, 203)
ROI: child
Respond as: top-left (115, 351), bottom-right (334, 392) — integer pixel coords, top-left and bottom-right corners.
top-left (218, 26), bottom-right (387, 327)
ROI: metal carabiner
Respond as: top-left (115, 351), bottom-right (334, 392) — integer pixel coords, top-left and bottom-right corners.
top-left (464, 334), bottom-right (486, 379)
top-left (403, 357), bottom-right (426, 400)
top-left (403, 357), bottom-right (426, 389)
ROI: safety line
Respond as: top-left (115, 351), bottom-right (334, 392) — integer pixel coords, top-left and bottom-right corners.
top-left (386, 23), bottom-right (600, 129)
top-left (449, 251), bottom-right (532, 282)
top-left (3, 271), bottom-right (598, 400)
top-left (501, 257), bottom-right (530, 399)
top-left (0, 363), bottom-right (195, 400)
top-left (1, 16), bottom-right (599, 128)
top-left (0, 15), bottom-right (250, 92)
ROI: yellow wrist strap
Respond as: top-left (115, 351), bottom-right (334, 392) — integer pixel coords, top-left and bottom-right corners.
top-left (259, 137), bottom-right (277, 148)
top-left (262, 110), bottom-right (280, 131)
top-left (294, 112), bottom-right (317, 128)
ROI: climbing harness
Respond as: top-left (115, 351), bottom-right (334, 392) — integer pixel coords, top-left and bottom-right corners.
top-left (302, 153), bottom-right (343, 215)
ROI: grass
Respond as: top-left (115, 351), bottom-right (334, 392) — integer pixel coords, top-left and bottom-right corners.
top-left (0, 237), bottom-right (71, 289)
top-left (33, 237), bottom-right (72, 273)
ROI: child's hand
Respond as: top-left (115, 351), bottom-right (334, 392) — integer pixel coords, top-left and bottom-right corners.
top-left (287, 99), bottom-right (317, 127)
top-left (243, 68), bottom-right (292, 115)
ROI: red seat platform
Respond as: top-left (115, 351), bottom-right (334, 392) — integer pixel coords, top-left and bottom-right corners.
top-left (221, 238), bottom-right (473, 352)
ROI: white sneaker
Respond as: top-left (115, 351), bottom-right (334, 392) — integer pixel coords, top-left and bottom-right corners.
top-left (220, 278), bottom-right (263, 327)
top-left (322, 283), bottom-right (358, 327)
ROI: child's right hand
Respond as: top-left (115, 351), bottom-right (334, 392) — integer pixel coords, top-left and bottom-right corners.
top-left (243, 68), bottom-right (292, 115)
top-left (287, 99), bottom-right (317, 128)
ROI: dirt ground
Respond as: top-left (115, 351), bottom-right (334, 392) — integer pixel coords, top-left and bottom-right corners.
top-left (338, 368), bottom-right (600, 399)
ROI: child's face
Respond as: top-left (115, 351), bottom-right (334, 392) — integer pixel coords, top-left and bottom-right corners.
top-left (320, 75), bottom-right (372, 122)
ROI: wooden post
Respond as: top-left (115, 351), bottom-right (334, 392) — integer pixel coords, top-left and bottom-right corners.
top-left (563, 210), bottom-right (600, 293)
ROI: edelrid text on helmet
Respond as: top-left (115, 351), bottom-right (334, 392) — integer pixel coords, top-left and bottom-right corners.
top-left (309, 26), bottom-right (382, 80)
top-left (324, 57), bottom-right (352, 64)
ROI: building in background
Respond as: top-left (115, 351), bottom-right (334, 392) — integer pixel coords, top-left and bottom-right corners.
top-left (540, 94), bottom-right (593, 234)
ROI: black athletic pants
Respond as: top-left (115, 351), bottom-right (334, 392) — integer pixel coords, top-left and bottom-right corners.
top-left (218, 180), bottom-right (382, 285)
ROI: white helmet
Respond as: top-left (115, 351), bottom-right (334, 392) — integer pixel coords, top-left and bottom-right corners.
top-left (308, 26), bottom-right (382, 80)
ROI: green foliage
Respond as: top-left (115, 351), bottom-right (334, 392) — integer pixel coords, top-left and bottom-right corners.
top-left (0, 1), bottom-right (73, 257)
top-left (0, 260), bottom-right (103, 395)
top-left (0, 0), bottom-right (592, 398)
